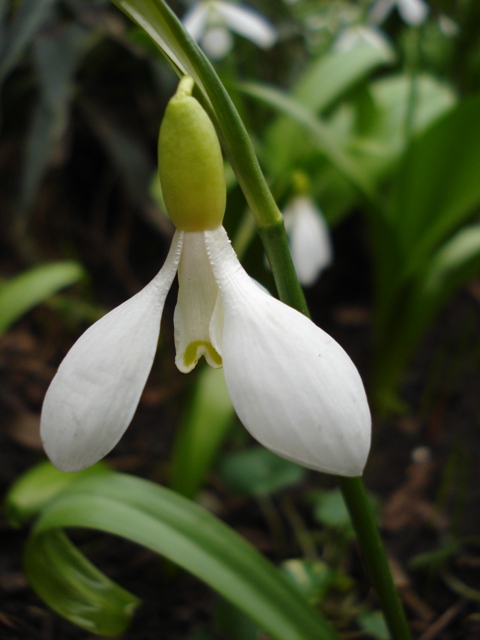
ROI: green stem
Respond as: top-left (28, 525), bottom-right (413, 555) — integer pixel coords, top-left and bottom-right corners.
top-left (404, 24), bottom-right (425, 149)
top-left (257, 222), bottom-right (309, 316)
top-left (339, 477), bottom-right (411, 640)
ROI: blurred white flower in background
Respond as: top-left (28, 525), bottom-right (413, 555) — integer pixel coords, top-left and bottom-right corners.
top-left (438, 14), bottom-right (459, 38)
top-left (183, 1), bottom-right (277, 59)
top-left (334, 23), bottom-right (391, 53)
top-left (283, 195), bottom-right (333, 287)
top-left (369, 0), bottom-right (429, 27)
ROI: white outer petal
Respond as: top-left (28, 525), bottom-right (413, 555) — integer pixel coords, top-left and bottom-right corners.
top-left (183, 2), bottom-right (209, 42)
top-left (205, 227), bottom-right (371, 477)
top-left (216, 2), bottom-right (277, 49)
top-left (284, 196), bottom-right (333, 287)
top-left (40, 232), bottom-right (184, 472)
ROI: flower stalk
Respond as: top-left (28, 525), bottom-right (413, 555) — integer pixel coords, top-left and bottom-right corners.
top-left (339, 477), bottom-right (412, 640)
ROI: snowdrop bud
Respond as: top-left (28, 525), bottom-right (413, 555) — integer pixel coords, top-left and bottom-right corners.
top-left (158, 76), bottom-right (226, 231)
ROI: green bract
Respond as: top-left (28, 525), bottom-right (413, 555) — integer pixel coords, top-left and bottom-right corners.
top-left (158, 76), bottom-right (226, 231)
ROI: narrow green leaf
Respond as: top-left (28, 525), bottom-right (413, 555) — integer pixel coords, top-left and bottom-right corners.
top-left (293, 44), bottom-right (395, 113)
top-left (387, 93), bottom-right (480, 273)
top-left (170, 366), bottom-right (234, 499)
top-left (346, 74), bottom-right (456, 181)
top-left (22, 24), bottom-right (91, 212)
top-left (373, 224), bottom-right (480, 409)
top-left (27, 473), bottom-right (338, 639)
top-left (214, 600), bottom-right (263, 640)
top-left (0, 261), bottom-right (85, 336)
top-left (4, 460), bottom-right (111, 528)
top-left (0, 0), bottom-right (56, 85)
top-left (25, 530), bottom-right (140, 636)
top-left (419, 224), bottom-right (480, 303)
top-left (265, 43), bottom-right (395, 177)
top-left (240, 82), bottom-right (375, 201)
top-left (358, 610), bottom-right (390, 640)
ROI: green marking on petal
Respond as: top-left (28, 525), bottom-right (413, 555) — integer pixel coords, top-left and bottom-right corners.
top-left (184, 341), bottom-right (222, 369)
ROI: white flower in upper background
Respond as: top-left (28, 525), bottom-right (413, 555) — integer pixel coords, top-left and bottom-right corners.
top-left (183, 1), bottom-right (277, 59)
top-left (334, 24), bottom-right (392, 54)
top-left (283, 195), bottom-right (333, 287)
top-left (369, 0), bottom-right (429, 26)
top-left (40, 77), bottom-right (371, 478)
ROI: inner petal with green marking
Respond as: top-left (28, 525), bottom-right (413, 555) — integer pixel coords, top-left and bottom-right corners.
top-left (184, 340), bottom-right (222, 368)
top-left (174, 231), bottom-right (224, 373)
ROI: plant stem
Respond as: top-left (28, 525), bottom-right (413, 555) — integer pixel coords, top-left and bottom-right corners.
top-left (257, 222), bottom-right (309, 316)
top-left (339, 476), bottom-right (411, 640)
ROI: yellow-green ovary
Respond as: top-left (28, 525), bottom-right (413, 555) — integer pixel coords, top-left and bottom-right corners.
top-left (158, 76), bottom-right (226, 231)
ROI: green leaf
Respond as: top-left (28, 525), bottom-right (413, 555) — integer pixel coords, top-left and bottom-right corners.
top-left (409, 542), bottom-right (460, 571)
top-left (371, 94), bottom-right (480, 411)
top-left (292, 44), bottom-right (395, 114)
top-left (264, 42), bottom-right (395, 178)
top-left (218, 446), bottom-right (305, 497)
top-left (372, 224), bottom-right (480, 409)
top-left (170, 366), bottom-right (234, 499)
top-left (346, 73), bottom-right (456, 181)
top-left (21, 24), bottom-right (92, 212)
top-left (282, 559), bottom-right (334, 606)
top-left (0, 261), bottom-right (85, 336)
top-left (313, 489), bottom-right (352, 530)
top-left (214, 599), bottom-right (263, 640)
top-left (4, 460), bottom-right (111, 528)
top-left (387, 93), bottom-right (480, 274)
top-left (240, 82), bottom-right (376, 200)
top-left (22, 472), bottom-right (337, 639)
top-left (0, 0), bottom-right (56, 85)
top-left (25, 530), bottom-right (140, 636)
top-left (406, 223), bottom-right (480, 345)
top-left (357, 610), bottom-right (390, 640)
top-left (313, 489), bottom-right (380, 533)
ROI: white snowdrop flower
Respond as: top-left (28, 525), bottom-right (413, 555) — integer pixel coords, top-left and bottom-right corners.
top-left (438, 15), bottom-right (459, 38)
top-left (369, 0), bottom-right (429, 26)
top-left (41, 77), bottom-right (370, 477)
top-left (334, 24), bottom-right (392, 54)
top-left (283, 195), bottom-right (333, 287)
top-left (183, 1), bottom-right (277, 59)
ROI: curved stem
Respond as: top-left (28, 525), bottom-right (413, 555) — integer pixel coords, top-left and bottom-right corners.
top-left (257, 222), bottom-right (309, 316)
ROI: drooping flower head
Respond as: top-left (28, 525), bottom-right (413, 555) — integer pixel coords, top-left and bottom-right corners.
top-left (282, 173), bottom-right (333, 287)
top-left (369, 0), bottom-right (429, 26)
top-left (41, 77), bottom-right (371, 477)
top-left (183, 1), bottom-right (277, 59)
